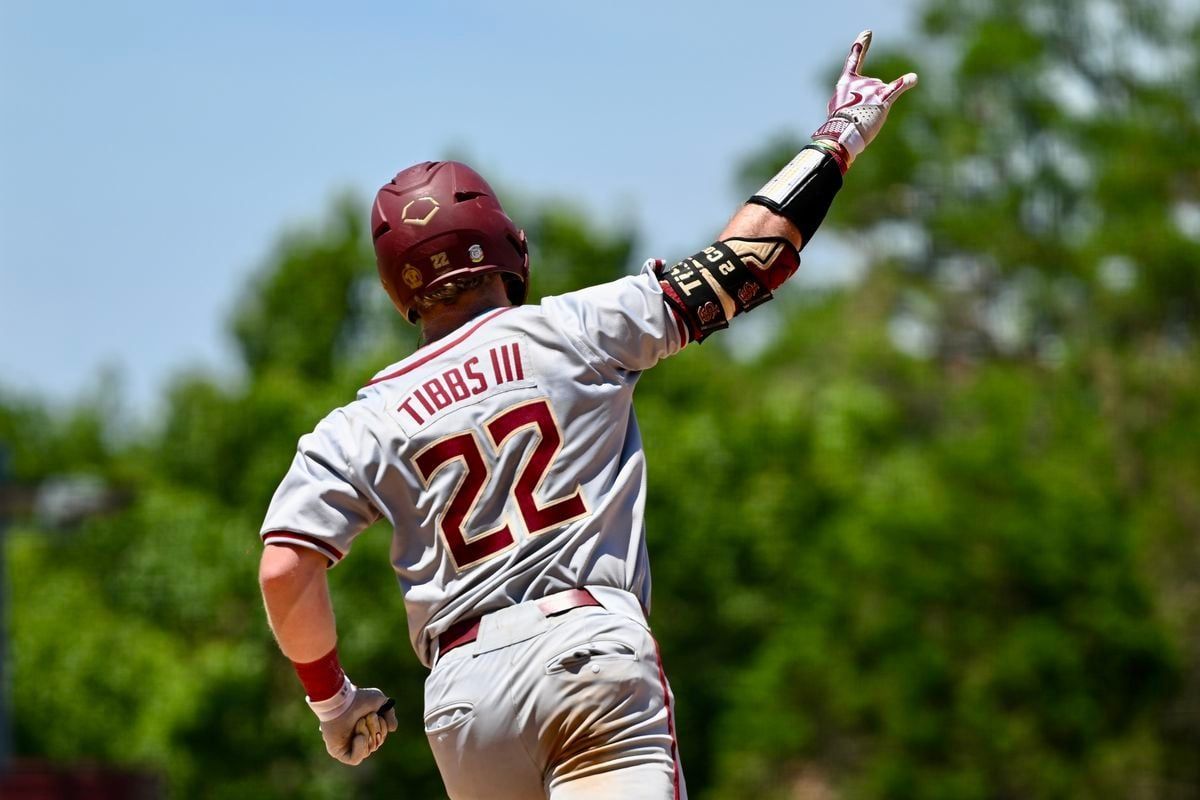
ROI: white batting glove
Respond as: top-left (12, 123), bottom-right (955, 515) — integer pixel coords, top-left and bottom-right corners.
top-left (307, 677), bottom-right (399, 765)
top-left (812, 30), bottom-right (918, 168)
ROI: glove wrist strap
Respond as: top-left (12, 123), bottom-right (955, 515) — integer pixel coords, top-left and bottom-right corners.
top-left (306, 675), bottom-right (358, 722)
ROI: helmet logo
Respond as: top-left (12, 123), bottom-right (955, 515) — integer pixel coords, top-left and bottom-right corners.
top-left (402, 264), bottom-right (424, 289)
top-left (468, 244), bottom-right (484, 263)
top-left (400, 196), bottom-right (440, 226)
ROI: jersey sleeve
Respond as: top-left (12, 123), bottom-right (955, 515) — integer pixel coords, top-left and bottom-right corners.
top-left (259, 409), bottom-right (381, 565)
top-left (541, 259), bottom-right (687, 373)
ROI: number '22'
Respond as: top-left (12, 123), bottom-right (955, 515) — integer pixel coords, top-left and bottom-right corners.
top-left (412, 398), bottom-right (587, 571)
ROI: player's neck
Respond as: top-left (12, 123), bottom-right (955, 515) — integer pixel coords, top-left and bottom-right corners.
top-left (418, 279), bottom-right (513, 344)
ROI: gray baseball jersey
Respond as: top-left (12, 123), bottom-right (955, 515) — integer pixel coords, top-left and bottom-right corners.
top-left (260, 260), bottom-right (685, 668)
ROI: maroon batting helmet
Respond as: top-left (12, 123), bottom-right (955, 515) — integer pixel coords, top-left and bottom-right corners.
top-left (371, 161), bottom-right (529, 323)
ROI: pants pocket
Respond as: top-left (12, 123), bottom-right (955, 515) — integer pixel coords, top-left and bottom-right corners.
top-left (424, 701), bottom-right (476, 735)
top-left (544, 639), bottom-right (638, 675)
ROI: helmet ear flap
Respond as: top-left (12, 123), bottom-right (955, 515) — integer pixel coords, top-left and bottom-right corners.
top-left (505, 229), bottom-right (530, 305)
top-left (514, 229), bottom-right (529, 269)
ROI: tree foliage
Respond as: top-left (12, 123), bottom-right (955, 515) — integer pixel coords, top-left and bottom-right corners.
top-left (4, 1), bottom-right (1198, 798)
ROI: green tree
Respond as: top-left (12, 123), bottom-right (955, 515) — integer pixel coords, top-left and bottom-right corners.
top-left (704, 0), bottom-right (1200, 796)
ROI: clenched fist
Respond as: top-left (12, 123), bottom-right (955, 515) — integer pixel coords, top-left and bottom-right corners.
top-left (308, 680), bottom-right (399, 766)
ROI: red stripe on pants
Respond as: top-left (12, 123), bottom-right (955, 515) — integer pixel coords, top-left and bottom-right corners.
top-left (652, 637), bottom-right (681, 800)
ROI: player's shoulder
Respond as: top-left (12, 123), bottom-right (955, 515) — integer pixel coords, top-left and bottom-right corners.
top-left (540, 260), bottom-right (665, 310)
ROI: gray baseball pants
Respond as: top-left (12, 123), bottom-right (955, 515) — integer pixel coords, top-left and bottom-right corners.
top-left (423, 596), bottom-right (686, 799)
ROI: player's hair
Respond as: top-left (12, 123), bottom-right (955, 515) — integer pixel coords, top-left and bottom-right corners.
top-left (411, 275), bottom-right (488, 316)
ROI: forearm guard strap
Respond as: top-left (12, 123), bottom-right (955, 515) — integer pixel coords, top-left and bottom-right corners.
top-left (656, 237), bottom-right (799, 343)
top-left (747, 144), bottom-right (844, 246)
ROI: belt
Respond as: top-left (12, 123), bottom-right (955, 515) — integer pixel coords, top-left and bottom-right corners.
top-left (437, 588), bottom-right (601, 659)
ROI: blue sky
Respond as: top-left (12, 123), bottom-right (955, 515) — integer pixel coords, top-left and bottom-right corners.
top-left (1, 1), bottom-right (914, 415)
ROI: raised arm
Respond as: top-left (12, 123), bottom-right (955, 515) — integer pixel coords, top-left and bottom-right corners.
top-left (659, 30), bottom-right (917, 343)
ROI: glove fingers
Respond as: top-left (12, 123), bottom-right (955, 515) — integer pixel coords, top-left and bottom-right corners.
top-left (843, 29), bottom-right (872, 78)
top-left (883, 72), bottom-right (919, 102)
top-left (347, 731), bottom-right (371, 765)
top-left (316, 687), bottom-right (398, 765)
top-left (363, 712), bottom-right (382, 749)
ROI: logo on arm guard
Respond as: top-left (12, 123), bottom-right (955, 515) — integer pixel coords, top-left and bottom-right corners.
top-left (738, 282), bottom-right (760, 304)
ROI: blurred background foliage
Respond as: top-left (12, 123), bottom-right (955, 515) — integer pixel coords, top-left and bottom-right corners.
top-left (3, 0), bottom-right (1198, 797)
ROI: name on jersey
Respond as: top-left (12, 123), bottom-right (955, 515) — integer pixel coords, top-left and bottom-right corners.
top-left (396, 338), bottom-right (534, 429)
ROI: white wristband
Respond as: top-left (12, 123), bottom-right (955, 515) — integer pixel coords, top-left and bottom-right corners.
top-left (305, 675), bottom-right (357, 722)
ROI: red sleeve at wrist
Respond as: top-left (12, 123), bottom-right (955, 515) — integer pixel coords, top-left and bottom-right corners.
top-left (291, 646), bottom-right (346, 702)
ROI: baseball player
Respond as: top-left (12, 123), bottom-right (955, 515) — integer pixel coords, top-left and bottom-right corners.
top-left (258, 31), bottom-right (915, 799)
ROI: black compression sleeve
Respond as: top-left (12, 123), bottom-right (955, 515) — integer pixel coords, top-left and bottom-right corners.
top-left (747, 145), bottom-right (844, 245)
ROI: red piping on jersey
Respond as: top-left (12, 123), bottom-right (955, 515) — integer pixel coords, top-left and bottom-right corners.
top-left (658, 280), bottom-right (694, 345)
top-left (366, 307), bottom-right (516, 387)
top-left (262, 531), bottom-right (345, 562)
top-left (653, 636), bottom-right (682, 799)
